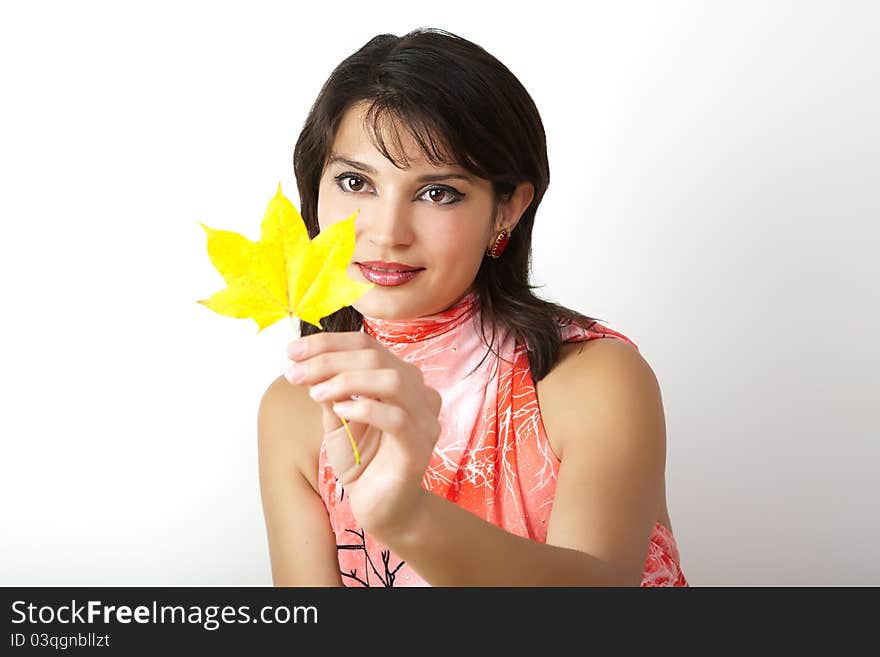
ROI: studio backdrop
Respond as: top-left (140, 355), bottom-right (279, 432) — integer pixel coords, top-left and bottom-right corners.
top-left (1, 0), bottom-right (877, 585)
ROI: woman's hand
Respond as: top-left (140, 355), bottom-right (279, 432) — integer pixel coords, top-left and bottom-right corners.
top-left (284, 331), bottom-right (442, 542)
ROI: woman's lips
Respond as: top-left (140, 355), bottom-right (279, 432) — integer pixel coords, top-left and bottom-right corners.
top-left (357, 263), bottom-right (424, 287)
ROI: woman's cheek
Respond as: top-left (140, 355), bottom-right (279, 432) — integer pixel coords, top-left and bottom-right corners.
top-left (317, 201), bottom-right (340, 232)
top-left (425, 220), bottom-right (478, 259)
top-left (316, 185), bottom-right (350, 230)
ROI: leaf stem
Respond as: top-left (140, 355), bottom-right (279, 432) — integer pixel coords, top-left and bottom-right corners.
top-left (290, 314), bottom-right (361, 465)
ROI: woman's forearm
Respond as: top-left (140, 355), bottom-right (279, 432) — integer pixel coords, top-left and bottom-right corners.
top-left (373, 488), bottom-right (637, 587)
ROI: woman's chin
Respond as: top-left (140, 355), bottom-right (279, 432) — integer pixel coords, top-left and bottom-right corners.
top-left (353, 288), bottom-right (432, 321)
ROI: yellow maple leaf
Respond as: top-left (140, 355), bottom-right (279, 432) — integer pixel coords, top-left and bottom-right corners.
top-left (197, 182), bottom-right (374, 464)
top-left (197, 182), bottom-right (373, 332)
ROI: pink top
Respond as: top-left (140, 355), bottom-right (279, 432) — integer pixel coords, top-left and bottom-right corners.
top-left (318, 290), bottom-right (688, 586)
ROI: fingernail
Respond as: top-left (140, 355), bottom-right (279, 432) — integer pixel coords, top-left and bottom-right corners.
top-left (285, 363), bottom-right (305, 383)
top-left (309, 382), bottom-right (329, 400)
top-left (288, 340), bottom-right (305, 360)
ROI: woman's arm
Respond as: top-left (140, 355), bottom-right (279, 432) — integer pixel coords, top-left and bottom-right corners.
top-left (258, 376), bottom-right (343, 586)
top-left (373, 339), bottom-right (666, 586)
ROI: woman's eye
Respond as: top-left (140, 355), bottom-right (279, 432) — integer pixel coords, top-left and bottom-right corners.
top-left (420, 188), bottom-right (461, 205)
top-left (335, 174), bottom-right (369, 193)
top-left (333, 173), bottom-right (463, 206)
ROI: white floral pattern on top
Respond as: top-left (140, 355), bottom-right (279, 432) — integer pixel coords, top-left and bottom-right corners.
top-left (318, 291), bottom-right (688, 587)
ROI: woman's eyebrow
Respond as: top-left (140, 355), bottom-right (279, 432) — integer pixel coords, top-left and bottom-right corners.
top-left (327, 155), bottom-right (474, 184)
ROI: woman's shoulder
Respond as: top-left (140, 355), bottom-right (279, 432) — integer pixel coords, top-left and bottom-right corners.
top-left (537, 334), bottom-right (659, 461)
top-left (554, 312), bottom-right (640, 352)
top-left (555, 336), bottom-right (644, 370)
top-left (258, 375), bottom-right (326, 494)
top-left (551, 310), bottom-right (652, 389)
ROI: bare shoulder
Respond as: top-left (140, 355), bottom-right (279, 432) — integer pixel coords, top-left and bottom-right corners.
top-left (537, 338), bottom-right (663, 462)
top-left (538, 338), bottom-right (668, 583)
top-left (258, 374), bottom-right (325, 493)
top-left (557, 335), bottom-right (646, 366)
top-left (257, 375), bottom-right (343, 586)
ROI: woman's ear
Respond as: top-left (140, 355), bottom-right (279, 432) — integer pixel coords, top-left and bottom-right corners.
top-left (494, 181), bottom-right (535, 234)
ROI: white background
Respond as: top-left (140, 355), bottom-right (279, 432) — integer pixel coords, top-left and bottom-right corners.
top-left (1, 0), bottom-right (877, 585)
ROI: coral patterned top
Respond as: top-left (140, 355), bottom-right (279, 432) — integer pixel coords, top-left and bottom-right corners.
top-left (317, 289), bottom-right (688, 586)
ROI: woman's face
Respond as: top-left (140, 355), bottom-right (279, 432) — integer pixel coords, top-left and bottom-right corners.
top-left (316, 102), bottom-right (499, 321)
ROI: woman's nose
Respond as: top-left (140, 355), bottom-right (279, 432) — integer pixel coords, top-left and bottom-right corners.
top-left (362, 195), bottom-right (415, 248)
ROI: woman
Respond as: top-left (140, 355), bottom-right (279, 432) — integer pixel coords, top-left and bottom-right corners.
top-left (258, 28), bottom-right (688, 586)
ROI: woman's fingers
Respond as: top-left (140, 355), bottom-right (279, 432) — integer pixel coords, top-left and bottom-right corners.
top-left (333, 397), bottom-right (441, 451)
top-left (323, 417), bottom-right (378, 484)
top-left (288, 330), bottom-right (380, 361)
top-left (332, 397), bottom-right (407, 441)
top-left (427, 386), bottom-right (442, 416)
top-left (308, 368), bottom-right (420, 409)
top-left (285, 348), bottom-right (385, 385)
top-left (317, 400), bottom-right (342, 434)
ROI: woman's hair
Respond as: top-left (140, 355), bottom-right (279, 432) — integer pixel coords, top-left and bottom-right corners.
top-left (293, 27), bottom-right (604, 382)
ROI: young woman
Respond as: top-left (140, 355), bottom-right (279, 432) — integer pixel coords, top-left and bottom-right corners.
top-left (258, 28), bottom-right (688, 587)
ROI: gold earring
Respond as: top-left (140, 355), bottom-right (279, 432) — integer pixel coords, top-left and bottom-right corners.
top-left (486, 228), bottom-right (511, 259)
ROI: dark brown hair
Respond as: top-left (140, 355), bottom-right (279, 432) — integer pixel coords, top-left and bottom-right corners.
top-left (293, 27), bottom-right (604, 382)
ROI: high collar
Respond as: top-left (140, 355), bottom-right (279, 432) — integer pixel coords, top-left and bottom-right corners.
top-left (362, 289), bottom-right (480, 345)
